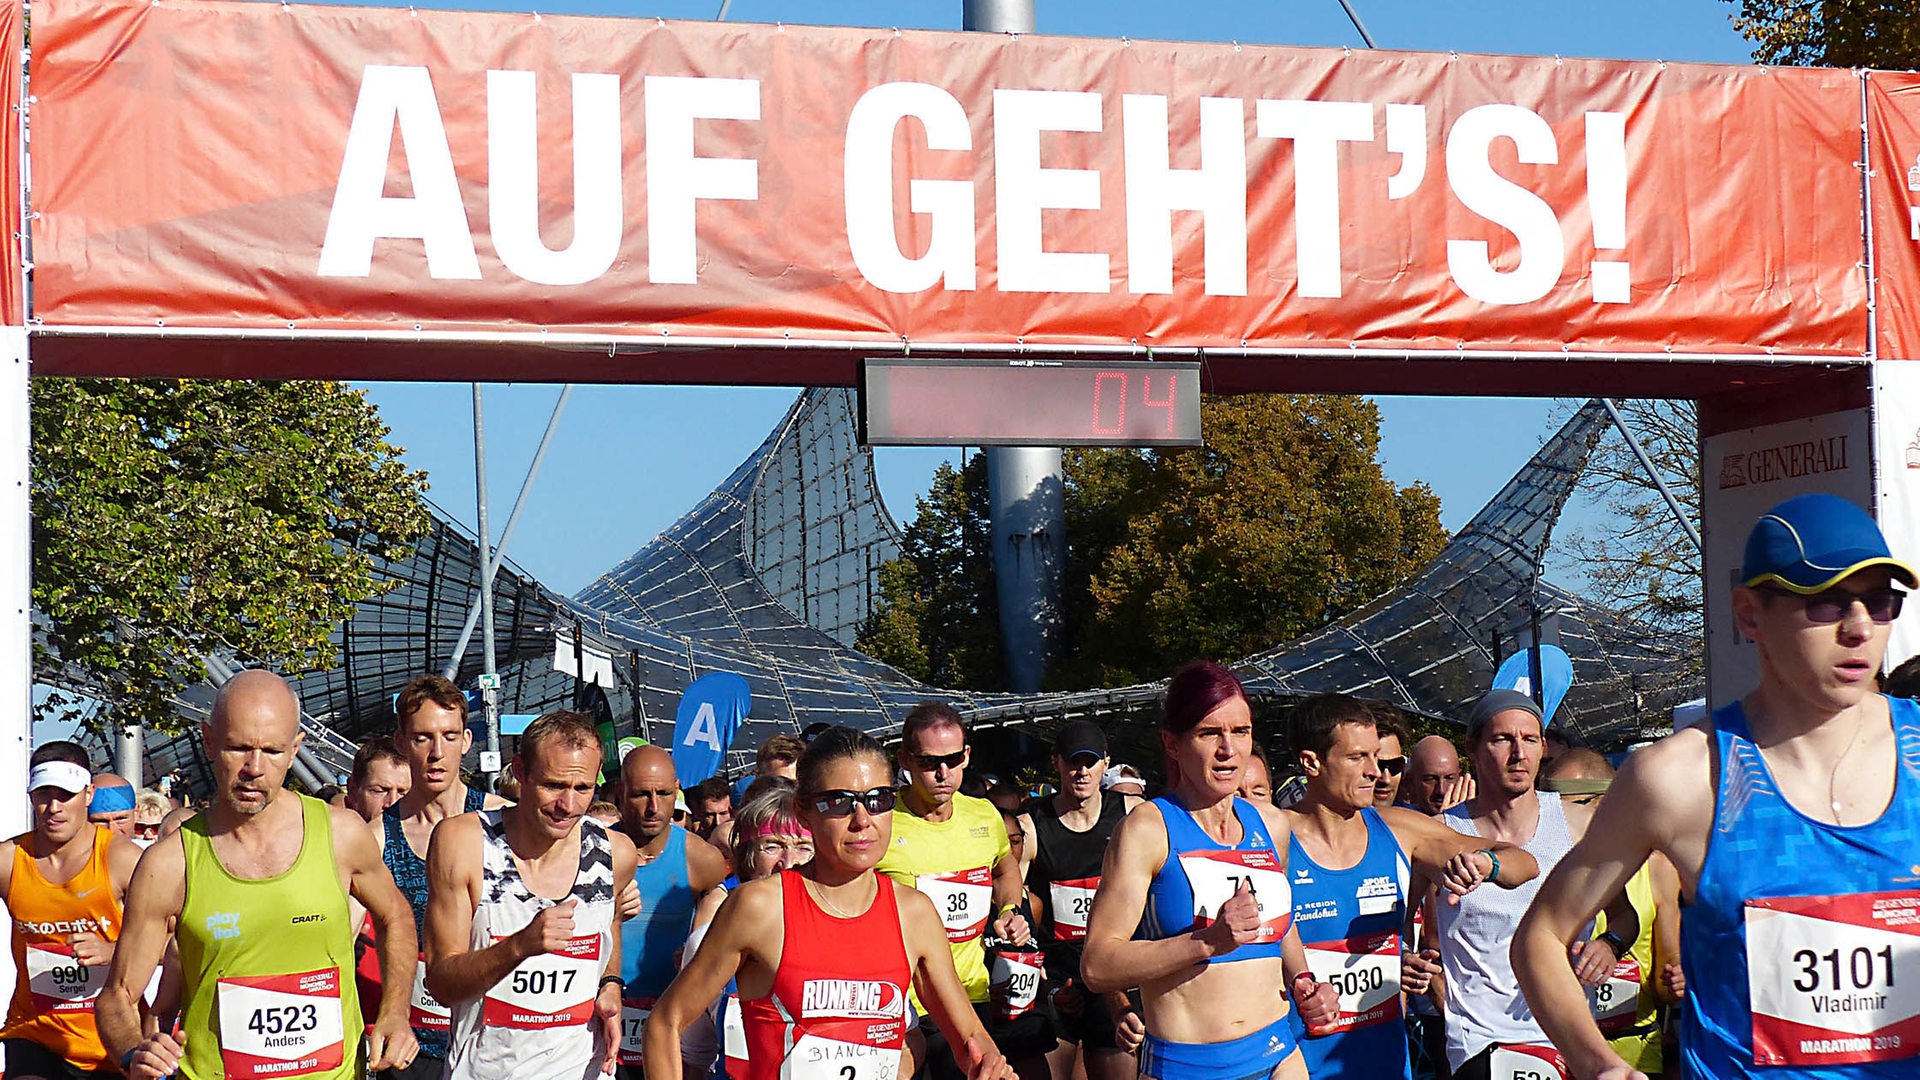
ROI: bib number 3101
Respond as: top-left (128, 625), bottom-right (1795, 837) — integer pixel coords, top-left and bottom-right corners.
top-left (1745, 891), bottom-right (1920, 1066)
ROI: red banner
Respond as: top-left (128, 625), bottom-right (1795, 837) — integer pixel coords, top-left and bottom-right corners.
top-left (20, 0), bottom-right (1898, 367)
top-left (1869, 73), bottom-right (1920, 362)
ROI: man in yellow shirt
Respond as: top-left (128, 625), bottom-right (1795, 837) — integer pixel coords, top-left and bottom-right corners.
top-left (878, 702), bottom-right (1041, 1080)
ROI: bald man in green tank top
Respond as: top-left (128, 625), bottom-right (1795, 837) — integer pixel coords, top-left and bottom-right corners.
top-left (96, 670), bottom-right (422, 1080)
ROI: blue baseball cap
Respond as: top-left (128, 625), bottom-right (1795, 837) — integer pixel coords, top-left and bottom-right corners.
top-left (1741, 494), bottom-right (1917, 594)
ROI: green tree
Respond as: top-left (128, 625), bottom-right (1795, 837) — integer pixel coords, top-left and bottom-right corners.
top-left (860, 395), bottom-right (1449, 691)
top-left (33, 379), bottom-right (431, 733)
top-left (1726, 0), bottom-right (1920, 66)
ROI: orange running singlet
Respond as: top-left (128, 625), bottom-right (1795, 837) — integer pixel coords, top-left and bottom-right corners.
top-left (1, 826), bottom-right (123, 1071)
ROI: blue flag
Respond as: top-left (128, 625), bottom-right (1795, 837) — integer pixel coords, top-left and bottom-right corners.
top-left (673, 672), bottom-right (751, 786)
top-left (1493, 644), bottom-right (1575, 726)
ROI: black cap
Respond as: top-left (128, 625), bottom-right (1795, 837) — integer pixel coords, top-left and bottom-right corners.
top-left (1465, 689), bottom-right (1545, 742)
top-left (1054, 720), bottom-right (1109, 761)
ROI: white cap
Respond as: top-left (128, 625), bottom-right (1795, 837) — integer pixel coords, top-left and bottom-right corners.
top-left (1101, 764), bottom-right (1145, 791)
top-left (27, 761), bottom-right (92, 795)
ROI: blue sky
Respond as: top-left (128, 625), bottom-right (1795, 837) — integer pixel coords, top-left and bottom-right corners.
top-left (356, 0), bottom-right (1755, 597)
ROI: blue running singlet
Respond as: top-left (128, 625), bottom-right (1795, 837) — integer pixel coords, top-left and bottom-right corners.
top-left (1289, 807), bottom-right (1412, 1080)
top-left (617, 825), bottom-right (699, 1067)
top-left (1681, 696), bottom-right (1920, 1080)
top-left (383, 785), bottom-right (487, 1060)
top-left (1142, 796), bottom-right (1291, 963)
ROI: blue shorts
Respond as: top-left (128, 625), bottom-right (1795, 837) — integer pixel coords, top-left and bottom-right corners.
top-left (1139, 1013), bottom-right (1299, 1080)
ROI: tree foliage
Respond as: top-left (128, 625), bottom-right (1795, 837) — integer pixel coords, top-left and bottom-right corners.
top-left (859, 395), bottom-right (1449, 691)
top-left (1563, 399), bottom-right (1703, 676)
top-left (1726, 0), bottom-right (1920, 67)
top-left (33, 379), bottom-right (431, 733)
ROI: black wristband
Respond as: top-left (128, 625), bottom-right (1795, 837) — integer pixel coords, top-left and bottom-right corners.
top-left (1597, 930), bottom-right (1628, 956)
top-left (599, 974), bottom-right (626, 992)
top-left (120, 1048), bottom-right (138, 1074)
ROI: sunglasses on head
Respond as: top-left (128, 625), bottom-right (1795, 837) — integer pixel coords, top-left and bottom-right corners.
top-left (811, 786), bottom-right (895, 817)
top-left (1377, 756), bottom-right (1406, 775)
top-left (1759, 586), bottom-right (1905, 625)
top-left (912, 750), bottom-right (967, 772)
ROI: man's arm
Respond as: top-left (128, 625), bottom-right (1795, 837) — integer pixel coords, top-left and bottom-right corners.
top-left (1382, 807), bottom-right (1540, 895)
top-left (423, 814), bottom-right (537, 1005)
top-left (1648, 852), bottom-right (1684, 1003)
top-left (1513, 737), bottom-right (1700, 1080)
top-left (1014, 811), bottom-right (1037, 885)
top-left (988, 819), bottom-right (1030, 945)
top-left (98, 833), bottom-right (188, 1079)
top-left (686, 832), bottom-right (730, 893)
top-left (900, 885), bottom-right (1014, 1080)
top-left (334, 804), bottom-right (418, 1071)
top-left (1081, 804), bottom-right (1215, 993)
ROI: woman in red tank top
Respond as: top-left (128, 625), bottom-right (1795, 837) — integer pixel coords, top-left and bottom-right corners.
top-left (643, 728), bottom-right (1017, 1080)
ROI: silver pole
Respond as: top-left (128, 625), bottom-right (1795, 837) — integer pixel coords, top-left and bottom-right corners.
top-left (473, 386), bottom-right (502, 783)
top-left (1334, 0), bottom-right (1378, 48)
top-left (963, 0), bottom-right (1035, 32)
top-left (441, 385), bottom-right (574, 678)
top-left (1600, 398), bottom-right (1702, 553)
top-left (116, 724), bottom-right (144, 785)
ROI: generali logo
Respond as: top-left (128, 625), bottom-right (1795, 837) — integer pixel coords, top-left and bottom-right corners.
top-left (799, 979), bottom-right (905, 1020)
top-left (1716, 435), bottom-right (1850, 490)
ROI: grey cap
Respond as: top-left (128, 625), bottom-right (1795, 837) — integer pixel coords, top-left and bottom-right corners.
top-left (1465, 689), bottom-right (1545, 741)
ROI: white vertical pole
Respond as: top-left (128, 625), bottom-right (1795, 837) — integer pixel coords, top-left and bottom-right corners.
top-left (0, 325), bottom-right (26, 837)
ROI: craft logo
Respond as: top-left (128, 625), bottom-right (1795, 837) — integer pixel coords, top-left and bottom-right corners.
top-left (1716, 436), bottom-right (1850, 490)
top-left (799, 979), bottom-right (905, 1020)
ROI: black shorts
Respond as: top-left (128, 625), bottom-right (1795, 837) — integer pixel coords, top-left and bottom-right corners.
top-left (918, 1001), bottom-right (1052, 1078)
top-left (2, 1039), bottom-right (112, 1080)
top-left (374, 1051), bottom-right (445, 1080)
top-left (1044, 979), bottom-right (1121, 1053)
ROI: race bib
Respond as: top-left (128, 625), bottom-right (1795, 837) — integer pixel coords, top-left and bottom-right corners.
top-left (1302, 931), bottom-right (1401, 1033)
top-left (617, 994), bottom-right (658, 1066)
top-left (915, 867), bottom-right (993, 943)
top-left (1746, 891), bottom-right (1920, 1066)
top-left (483, 932), bottom-right (602, 1029)
top-left (1586, 956), bottom-right (1643, 1035)
top-left (723, 994), bottom-right (749, 1079)
top-left (1179, 849), bottom-right (1292, 943)
top-left (216, 968), bottom-right (348, 1080)
top-left (781, 1033), bottom-right (902, 1080)
top-left (990, 949), bottom-right (1044, 1021)
top-left (1048, 877), bottom-right (1099, 941)
top-left (1488, 1043), bottom-right (1569, 1080)
top-left (26, 942), bottom-right (100, 1012)
top-left (408, 955), bottom-right (451, 1032)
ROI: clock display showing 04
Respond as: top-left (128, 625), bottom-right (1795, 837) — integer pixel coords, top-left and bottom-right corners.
top-left (860, 359), bottom-right (1203, 447)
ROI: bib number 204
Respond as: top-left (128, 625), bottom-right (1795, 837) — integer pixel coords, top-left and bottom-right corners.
top-left (247, 1005), bottom-right (320, 1037)
top-left (1792, 947), bottom-right (1896, 993)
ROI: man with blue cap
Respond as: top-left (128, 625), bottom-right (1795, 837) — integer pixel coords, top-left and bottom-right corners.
top-left (1516, 493), bottom-right (1920, 1080)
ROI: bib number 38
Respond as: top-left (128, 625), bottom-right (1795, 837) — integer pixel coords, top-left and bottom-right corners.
top-left (1745, 891), bottom-right (1920, 1066)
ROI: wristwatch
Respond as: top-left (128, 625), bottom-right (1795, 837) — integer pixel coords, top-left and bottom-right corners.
top-left (1596, 930), bottom-right (1629, 957)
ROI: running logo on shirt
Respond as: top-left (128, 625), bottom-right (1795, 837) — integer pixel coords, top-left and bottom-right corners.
top-left (798, 979), bottom-right (907, 1021)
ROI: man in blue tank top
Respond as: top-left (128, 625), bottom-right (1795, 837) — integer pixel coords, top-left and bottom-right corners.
top-left (1516, 493), bottom-right (1920, 1080)
top-left (613, 744), bottom-right (727, 1079)
top-left (1283, 693), bottom-right (1540, 1080)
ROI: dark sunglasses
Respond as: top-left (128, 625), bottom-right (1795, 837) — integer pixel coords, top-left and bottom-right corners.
top-left (912, 751), bottom-right (967, 772)
top-left (1760, 586), bottom-right (1905, 625)
top-left (1377, 757), bottom-right (1407, 776)
top-left (811, 786), bottom-right (895, 817)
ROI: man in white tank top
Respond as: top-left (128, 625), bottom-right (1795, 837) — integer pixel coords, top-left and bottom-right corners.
top-left (424, 711), bottom-right (640, 1080)
top-left (1431, 691), bottom-right (1639, 1080)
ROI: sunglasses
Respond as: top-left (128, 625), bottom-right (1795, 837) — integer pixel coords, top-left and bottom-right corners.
top-left (1759, 586), bottom-right (1905, 625)
top-left (1377, 757), bottom-right (1406, 776)
top-left (912, 751), bottom-right (967, 772)
top-left (811, 786), bottom-right (895, 817)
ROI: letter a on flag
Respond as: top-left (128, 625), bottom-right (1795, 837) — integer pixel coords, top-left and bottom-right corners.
top-left (672, 672), bottom-right (751, 785)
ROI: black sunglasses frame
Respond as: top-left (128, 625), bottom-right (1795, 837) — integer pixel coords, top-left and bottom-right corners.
top-left (811, 786), bottom-right (896, 817)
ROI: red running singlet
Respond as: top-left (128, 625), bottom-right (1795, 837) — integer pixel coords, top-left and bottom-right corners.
top-left (742, 870), bottom-right (912, 1080)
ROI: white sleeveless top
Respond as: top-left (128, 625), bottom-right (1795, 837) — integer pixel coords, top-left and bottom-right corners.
top-left (1434, 792), bottom-right (1582, 1069)
top-left (446, 810), bottom-right (617, 1080)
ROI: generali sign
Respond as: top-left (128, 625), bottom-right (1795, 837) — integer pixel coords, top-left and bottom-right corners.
top-left (23, 0), bottom-right (1920, 360)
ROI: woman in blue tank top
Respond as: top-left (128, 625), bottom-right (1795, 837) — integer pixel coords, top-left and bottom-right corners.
top-left (1081, 661), bottom-right (1340, 1080)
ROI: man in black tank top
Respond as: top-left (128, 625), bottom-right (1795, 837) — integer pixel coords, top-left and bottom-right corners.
top-left (1016, 721), bottom-right (1143, 1080)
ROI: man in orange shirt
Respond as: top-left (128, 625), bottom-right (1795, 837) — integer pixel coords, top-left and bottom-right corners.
top-left (0, 741), bottom-right (143, 1080)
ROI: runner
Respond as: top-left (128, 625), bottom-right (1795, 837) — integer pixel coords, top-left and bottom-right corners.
top-left (641, 725), bottom-right (1016, 1080)
top-left (382, 673), bottom-right (509, 1080)
top-left (1368, 704), bottom-right (1410, 809)
top-left (346, 741), bottom-right (410, 826)
top-left (1081, 660), bottom-right (1339, 1080)
top-left (615, 745), bottom-right (728, 1078)
top-left (1401, 736), bottom-right (1466, 815)
top-left (1537, 751), bottom-right (1682, 1080)
top-left (876, 703), bottom-right (1038, 1079)
top-left (97, 669), bottom-right (421, 1080)
top-left (1280, 693), bottom-right (1539, 1080)
top-left (1239, 744), bottom-right (1275, 805)
top-left (1397, 734), bottom-right (1468, 1080)
top-left (1016, 721), bottom-right (1141, 1080)
top-left (424, 709), bottom-right (639, 1080)
top-left (1512, 493), bottom-right (1920, 1080)
top-left (84, 776), bottom-right (136, 842)
top-left (1428, 689), bottom-right (1638, 1080)
top-left (1, 742), bottom-right (143, 1080)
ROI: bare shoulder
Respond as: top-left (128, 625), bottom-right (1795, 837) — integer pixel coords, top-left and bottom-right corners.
top-left (686, 832), bottom-right (729, 887)
top-left (106, 834), bottom-right (145, 881)
top-left (481, 792), bottom-right (510, 811)
top-left (725, 874), bottom-right (788, 924)
top-left (1109, 799), bottom-right (1169, 868)
top-left (160, 806), bottom-right (197, 838)
top-left (426, 812), bottom-right (482, 865)
top-left (1609, 727), bottom-right (1714, 836)
top-left (125, 830), bottom-right (188, 916)
top-left (1377, 804), bottom-right (1444, 843)
top-left (607, 826), bottom-right (639, 875)
top-left (1252, 798), bottom-right (1292, 844)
